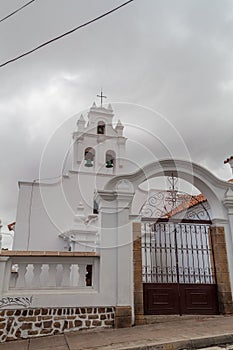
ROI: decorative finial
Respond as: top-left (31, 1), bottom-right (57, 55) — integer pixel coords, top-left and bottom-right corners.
top-left (116, 119), bottom-right (123, 128)
top-left (107, 103), bottom-right (113, 111)
top-left (97, 89), bottom-right (107, 108)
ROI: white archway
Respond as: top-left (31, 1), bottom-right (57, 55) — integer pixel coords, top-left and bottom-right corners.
top-left (95, 159), bottom-right (233, 320)
top-left (104, 159), bottom-right (233, 220)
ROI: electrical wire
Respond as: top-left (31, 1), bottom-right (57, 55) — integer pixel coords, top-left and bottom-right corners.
top-left (0, 0), bottom-right (37, 24)
top-left (0, 0), bottom-right (135, 68)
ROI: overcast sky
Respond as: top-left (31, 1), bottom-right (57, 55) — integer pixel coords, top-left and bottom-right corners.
top-left (1, 0), bottom-right (233, 230)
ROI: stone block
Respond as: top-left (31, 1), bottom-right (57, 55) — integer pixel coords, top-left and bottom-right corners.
top-left (41, 316), bottom-right (52, 320)
top-left (40, 329), bottom-right (51, 334)
top-left (34, 309), bottom-right (40, 316)
top-left (216, 263), bottom-right (229, 273)
top-left (28, 330), bottom-right (38, 336)
top-left (18, 316), bottom-right (36, 322)
top-left (6, 310), bottom-right (14, 316)
top-left (218, 283), bottom-right (231, 292)
top-left (133, 240), bottom-right (142, 250)
top-left (68, 321), bottom-right (74, 329)
top-left (134, 291), bottom-right (143, 305)
top-left (88, 314), bottom-right (98, 319)
top-left (217, 273), bottom-right (230, 284)
top-left (98, 307), bottom-right (105, 313)
top-left (35, 322), bottom-right (42, 327)
top-left (74, 320), bottom-right (82, 327)
top-left (67, 316), bottom-right (76, 320)
top-left (134, 303), bottom-right (144, 315)
top-left (220, 291), bottom-right (233, 304)
top-left (133, 222), bottom-right (142, 233)
top-left (54, 322), bottom-right (61, 328)
top-left (42, 308), bottom-right (48, 315)
top-left (115, 315), bottom-right (131, 328)
top-left (21, 323), bottom-right (32, 330)
top-left (115, 306), bottom-right (132, 317)
top-left (135, 315), bottom-right (146, 325)
top-left (43, 321), bottom-right (52, 328)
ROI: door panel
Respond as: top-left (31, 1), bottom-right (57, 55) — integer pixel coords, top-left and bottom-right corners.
top-left (143, 283), bottom-right (179, 315)
top-left (179, 284), bottom-right (219, 315)
top-left (143, 283), bottom-right (219, 315)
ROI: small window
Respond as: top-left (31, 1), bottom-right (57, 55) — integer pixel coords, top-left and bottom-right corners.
top-left (97, 121), bottom-right (105, 135)
top-left (86, 265), bottom-right (92, 286)
top-left (84, 147), bottom-right (95, 167)
top-left (106, 150), bottom-right (115, 168)
top-left (93, 200), bottom-right (99, 214)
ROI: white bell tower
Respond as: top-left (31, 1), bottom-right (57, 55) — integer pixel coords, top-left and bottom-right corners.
top-left (72, 97), bottom-right (127, 175)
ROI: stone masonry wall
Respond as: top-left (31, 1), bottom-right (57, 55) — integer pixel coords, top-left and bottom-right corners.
top-left (211, 226), bottom-right (233, 314)
top-left (0, 306), bottom-right (114, 343)
top-left (132, 222), bottom-right (144, 326)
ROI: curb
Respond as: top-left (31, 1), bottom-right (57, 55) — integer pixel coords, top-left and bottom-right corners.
top-left (99, 333), bottom-right (233, 350)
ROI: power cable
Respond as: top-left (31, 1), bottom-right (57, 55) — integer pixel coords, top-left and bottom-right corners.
top-left (0, 0), bottom-right (37, 24)
top-left (0, 0), bottom-right (135, 68)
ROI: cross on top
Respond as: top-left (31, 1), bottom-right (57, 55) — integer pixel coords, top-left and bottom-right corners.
top-left (97, 89), bottom-right (107, 107)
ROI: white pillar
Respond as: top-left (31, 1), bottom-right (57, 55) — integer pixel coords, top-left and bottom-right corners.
top-left (223, 187), bottom-right (233, 295)
top-left (0, 257), bottom-right (10, 295)
top-left (96, 179), bottom-right (134, 307)
top-left (0, 220), bottom-right (2, 250)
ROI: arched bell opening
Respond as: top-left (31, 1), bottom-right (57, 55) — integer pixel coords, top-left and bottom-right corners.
top-left (105, 150), bottom-right (115, 169)
top-left (97, 121), bottom-right (105, 135)
top-left (84, 147), bottom-right (95, 167)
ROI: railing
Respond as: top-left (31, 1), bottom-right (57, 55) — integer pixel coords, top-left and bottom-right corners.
top-left (0, 252), bottom-right (99, 294)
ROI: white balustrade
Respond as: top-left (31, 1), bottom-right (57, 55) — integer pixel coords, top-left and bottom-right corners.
top-left (0, 256), bottom-right (99, 292)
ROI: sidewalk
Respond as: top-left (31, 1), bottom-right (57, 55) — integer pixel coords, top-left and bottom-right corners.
top-left (1, 315), bottom-right (233, 350)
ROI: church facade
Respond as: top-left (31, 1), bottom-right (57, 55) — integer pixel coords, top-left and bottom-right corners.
top-left (1, 101), bottom-right (233, 342)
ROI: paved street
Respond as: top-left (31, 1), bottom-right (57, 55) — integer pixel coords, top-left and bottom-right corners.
top-left (1, 315), bottom-right (233, 350)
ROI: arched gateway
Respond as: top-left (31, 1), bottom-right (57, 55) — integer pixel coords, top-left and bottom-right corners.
top-left (96, 159), bottom-right (233, 325)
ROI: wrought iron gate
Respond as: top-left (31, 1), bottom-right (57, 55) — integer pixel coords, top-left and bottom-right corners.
top-left (142, 218), bottom-right (219, 315)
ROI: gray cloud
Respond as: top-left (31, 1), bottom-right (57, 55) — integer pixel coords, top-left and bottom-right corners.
top-left (0, 0), bottom-right (233, 228)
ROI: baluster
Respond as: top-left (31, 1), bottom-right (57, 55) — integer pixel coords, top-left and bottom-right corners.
top-left (78, 264), bottom-right (86, 287)
top-left (71, 264), bottom-right (79, 287)
top-left (16, 263), bottom-right (27, 289)
top-left (47, 263), bottom-right (57, 287)
top-left (32, 264), bottom-right (42, 288)
top-left (61, 264), bottom-right (71, 287)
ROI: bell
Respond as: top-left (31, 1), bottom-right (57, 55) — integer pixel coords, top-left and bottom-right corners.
top-left (106, 160), bottom-right (113, 168)
top-left (85, 159), bottom-right (93, 167)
